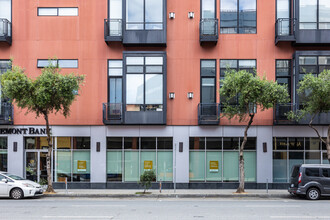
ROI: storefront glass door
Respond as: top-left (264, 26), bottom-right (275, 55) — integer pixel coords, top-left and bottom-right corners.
top-left (25, 151), bottom-right (49, 183)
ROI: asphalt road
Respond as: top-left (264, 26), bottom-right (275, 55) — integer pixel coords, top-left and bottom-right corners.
top-left (1, 197), bottom-right (330, 220)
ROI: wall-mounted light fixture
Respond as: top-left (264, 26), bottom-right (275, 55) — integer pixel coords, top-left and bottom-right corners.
top-left (187, 92), bottom-right (193, 99)
top-left (169, 92), bottom-right (175, 99)
top-left (188, 12), bottom-right (194, 19)
top-left (169, 12), bottom-right (175, 19)
top-left (13, 142), bottom-right (17, 152)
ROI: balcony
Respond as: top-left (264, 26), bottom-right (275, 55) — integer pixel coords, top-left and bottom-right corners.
top-left (199, 19), bottom-right (218, 45)
top-left (274, 103), bottom-right (330, 125)
top-left (198, 103), bottom-right (220, 125)
top-left (103, 103), bottom-right (166, 125)
top-left (104, 19), bottom-right (122, 44)
top-left (275, 18), bottom-right (296, 45)
top-left (0, 18), bottom-right (12, 45)
top-left (0, 102), bottom-right (13, 125)
top-left (103, 103), bottom-right (123, 125)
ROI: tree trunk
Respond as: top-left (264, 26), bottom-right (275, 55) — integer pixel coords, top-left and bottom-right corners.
top-left (236, 113), bottom-right (255, 194)
top-left (44, 113), bottom-right (55, 193)
top-left (308, 113), bottom-right (328, 162)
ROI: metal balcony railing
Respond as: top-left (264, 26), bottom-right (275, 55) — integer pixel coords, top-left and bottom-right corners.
top-left (198, 103), bottom-right (220, 125)
top-left (104, 19), bottom-right (122, 42)
top-left (0, 102), bottom-right (13, 124)
top-left (0, 18), bottom-right (11, 37)
top-left (103, 103), bottom-right (123, 124)
top-left (200, 19), bottom-right (218, 43)
top-left (275, 18), bottom-right (296, 44)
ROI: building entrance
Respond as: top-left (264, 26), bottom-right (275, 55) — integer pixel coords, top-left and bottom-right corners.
top-left (25, 151), bottom-right (49, 183)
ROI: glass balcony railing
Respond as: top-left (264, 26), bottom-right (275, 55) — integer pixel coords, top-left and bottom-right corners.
top-left (198, 103), bottom-right (220, 125)
top-left (103, 103), bottom-right (123, 124)
top-left (104, 19), bottom-right (122, 42)
top-left (275, 18), bottom-right (296, 44)
top-left (199, 19), bottom-right (218, 43)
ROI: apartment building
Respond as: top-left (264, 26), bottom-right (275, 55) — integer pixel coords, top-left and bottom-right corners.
top-left (0, 0), bottom-right (329, 189)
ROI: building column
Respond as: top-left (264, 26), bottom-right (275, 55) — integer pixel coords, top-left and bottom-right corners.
top-left (173, 126), bottom-right (189, 183)
top-left (90, 126), bottom-right (107, 184)
top-left (8, 134), bottom-right (24, 177)
top-left (256, 126), bottom-right (273, 183)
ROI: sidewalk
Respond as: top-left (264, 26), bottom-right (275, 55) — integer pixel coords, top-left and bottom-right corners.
top-left (43, 189), bottom-right (291, 199)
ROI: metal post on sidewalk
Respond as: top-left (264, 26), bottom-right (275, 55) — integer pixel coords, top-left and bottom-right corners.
top-left (174, 143), bottom-right (176, 193)
top-left (65, 177), bottom-right (68, 194)
top-left (266, 179), bottom-right (269, 194)
top-left (159, 179), bottom-right (162, 193)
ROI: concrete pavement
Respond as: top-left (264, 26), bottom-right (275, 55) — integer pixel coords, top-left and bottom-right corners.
top-left (43, 189), bottom-right (291, 198)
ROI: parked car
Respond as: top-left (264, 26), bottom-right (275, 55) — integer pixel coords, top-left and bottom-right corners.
top-left (288, 164), bottom-right (330, 200)
top-left (0, 171), bottom-right (43, 199)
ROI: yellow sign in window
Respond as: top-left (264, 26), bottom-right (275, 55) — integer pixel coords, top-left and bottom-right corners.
top-left (77, 160), bottom-right (87, 172)
top-left (144, 161), bottom-right (153, 170)
top-left (210, 161), bottom-right (219, 172)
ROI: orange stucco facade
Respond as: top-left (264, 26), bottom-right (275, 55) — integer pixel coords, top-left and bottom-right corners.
top-left (1, 0), bottom-right (329, 126)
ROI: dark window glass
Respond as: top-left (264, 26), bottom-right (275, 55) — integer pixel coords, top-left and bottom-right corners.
top-left (322, 169), bottom-right (330, 177)
top-left (288, 138), bottom-right (304, 150)
top-left (273, 137), bottom-right (287, 150)
top-left (107, 137), bottom-right (123, 149)
top-left (0, 60), bottom-right (11, 74)
top-left (291, 166), bottom-right (300, 178)
top-left (141, 137), bottom-right (156, 149)
top-left (189, 137), bottom-right (205, 150)
top-left (238, 0), bottom-right (256, 34)
top-left (157, 137), bottom-right (173, 150)
top-left (305, 168), bottom-right (320, 177)
top-left (244, 137), bottom-right (256, 150)
top-left (201, 60), bottom-right (216, 77)
top-left (0, 138), bottom-right (7, 150)
top-left (223, 137), bottom-right (239, 150)
top-left (74, 137), bottom-right (90, 150)
top-left (206, 137), bottom-right (222, 150)
top-left (124, 137), bottom-right (139, 150)
top-left (305, 138), bottom-right (320, 151)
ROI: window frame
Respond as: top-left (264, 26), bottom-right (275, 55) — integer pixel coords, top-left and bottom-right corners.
top-left (275, 59), bottom-right (292, 101)
top-left (37, 7), bottom-right (79, 16)
top-left (220, 0), bottom-right (257, 34)
top-left (37, 59), bottom-right (79, 68)
top-left (124, 0), bottom-right (164, 31)
top-left (201, 0), bottom-right (217, 19)
top-left (298, 0), bottom-right (330, 30)
top-left (200, 59), bottom-right (217, 104)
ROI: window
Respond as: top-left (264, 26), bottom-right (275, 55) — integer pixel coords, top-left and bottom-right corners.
top-left (108, 0), bottom-right (122, 36)
top-left (38, 8), bottom-right (78, 16)
top-left (220, 59), bottom-right (256, 105)
top-left (276, 60), bottom-right (291, 100)
top-left (0, 60), bottom-right (11, 117)
top-left (126, 0), bottom-right (163, 30)
top-left (125, 54), bottom-right (164, 112)
top-left (37, 60), bottom-right (78, 68)
top-left (0, 138), bottom-right (7, 172)
top-left (201, 60), bottom-right (216, 104)
top-left (273, 137), bottom-right (327, 182)
top-left (189, 137), bottom-right (256, 182)
top-left (55, 137), bottom-right (90, 182)
top-left (108, 60), bottom-right (123, 119)
top-left (107, 137), bottom-right (173, 182)
top-left (322, 169), bottom-right (330, 177)
top-left (220, 0), bottom-right (256, 34)
top-left (299, 0), bottom-right (330, 29)
top-left (305, 168), bottom-right (319, 177)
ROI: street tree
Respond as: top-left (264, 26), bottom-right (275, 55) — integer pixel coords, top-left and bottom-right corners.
top-left (0, 62), bottom-right (84, 193)
top-left (220, 69), bottom-right (289, 193)
top-left (287, 70), bottom-right (330, 163)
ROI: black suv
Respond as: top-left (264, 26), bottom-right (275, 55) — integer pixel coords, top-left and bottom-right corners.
top-left (288, 164), bottom-right (330, 200)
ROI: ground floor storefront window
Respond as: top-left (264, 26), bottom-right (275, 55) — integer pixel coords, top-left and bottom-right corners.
top-left (189, 137), bottom-right (256, 182)
top-left (273, 137), bottom-right (328, 183)
top-left (55, 137), bottom-right (91, 182)
top-left (107, 137), bottom-right (173, 182)
top-left (0, 137), bottom-right (7, 171)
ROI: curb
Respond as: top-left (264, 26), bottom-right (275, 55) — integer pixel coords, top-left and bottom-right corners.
top-left (43, 193), bottom-right (292, 199)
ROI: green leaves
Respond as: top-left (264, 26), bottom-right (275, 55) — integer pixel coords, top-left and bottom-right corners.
top-left (0, 61), bottom-right (85, 118)
top-left (296, 70), bottom-right (330, 118)
top-left (219, 70), bottom-right (289, 122)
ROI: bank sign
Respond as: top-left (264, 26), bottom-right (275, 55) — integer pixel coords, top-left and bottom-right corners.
top-left (0, 127), bottom-right (49, 135)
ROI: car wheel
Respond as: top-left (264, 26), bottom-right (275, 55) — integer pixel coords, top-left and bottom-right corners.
top-left (306, 188), bottom-right (320, 200)
top-left (11, 188), bottom-right (24, 200)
